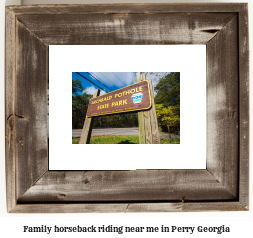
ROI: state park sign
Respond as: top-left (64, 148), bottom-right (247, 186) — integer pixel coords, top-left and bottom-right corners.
top-left (86, 80), bottom-right (152, 117)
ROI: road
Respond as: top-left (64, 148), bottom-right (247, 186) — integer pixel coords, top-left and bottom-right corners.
top-left (72, 128), bottom-right (180, 138)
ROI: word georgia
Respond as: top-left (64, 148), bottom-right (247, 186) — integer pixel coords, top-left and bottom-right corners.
top-left (161, 225), bottom-right (230, 234)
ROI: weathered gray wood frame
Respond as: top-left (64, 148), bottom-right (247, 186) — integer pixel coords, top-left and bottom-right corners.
top-left (5, 4), bottom-right (249, 213)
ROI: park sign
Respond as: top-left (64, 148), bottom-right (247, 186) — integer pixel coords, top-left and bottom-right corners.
top-left (86, 80), bottom-right (152, 117)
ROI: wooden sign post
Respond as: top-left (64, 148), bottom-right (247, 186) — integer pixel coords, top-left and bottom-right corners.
top-left (80, 73), bottom-right (160, 144)
top-left (79, 89), bottom-right (100, 144)
top-left (137, 73), bottom-right (160, 144)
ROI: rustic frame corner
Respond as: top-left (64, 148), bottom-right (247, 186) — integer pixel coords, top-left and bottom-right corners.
top-left (5, 3), bottom-right (249, 213)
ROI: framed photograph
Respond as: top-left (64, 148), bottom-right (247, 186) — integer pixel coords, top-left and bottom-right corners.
top-left (5, 3), bottom-right (249, 213)
top-left (50, 45), bottom-right (206, 170)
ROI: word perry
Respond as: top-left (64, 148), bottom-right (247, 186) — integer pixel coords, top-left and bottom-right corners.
top-left (171, 226), bottom-right (195, 234)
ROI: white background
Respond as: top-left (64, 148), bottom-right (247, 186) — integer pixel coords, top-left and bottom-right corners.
top-left (1, 0), bottom-right (252, 237)
top-left (49, 45), bottom-right (206, 170)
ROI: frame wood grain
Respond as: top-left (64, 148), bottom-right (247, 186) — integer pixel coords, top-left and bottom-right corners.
top-left (5, 3), bottom-right (249, 213)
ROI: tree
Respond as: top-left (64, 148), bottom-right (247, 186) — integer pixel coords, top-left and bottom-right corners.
top-left (154, 72), bottom-right (180, 107)
top-left (154, 73), bottom-right (180, 133)
top-left (156, 104), bottom-right (180, 132)
top-left (72, 79), bottom-right (92, 129)
top-left (72, 79), bottom-right (84, 95)
top-left (93, 113), bottom-right (138, 128)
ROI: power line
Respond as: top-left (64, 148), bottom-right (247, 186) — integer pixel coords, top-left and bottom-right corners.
top-left (75, 72), bottom-right (108, 93)
top-left (99, 72), bottom-right (114, 85)
top-left (112, 72), bottom-right (124, 85)
top-left (88, 72), bottom-right (106, 84)
top-left (88, 72), bottom-right (113, 92)
top-left (88, 72), bottom-right (112, 91)
top-left (92, 72), bottom-right (115, 91)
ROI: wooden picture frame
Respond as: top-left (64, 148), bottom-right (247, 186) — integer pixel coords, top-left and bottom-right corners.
top-left (5, 3), bottom-right (249, 213)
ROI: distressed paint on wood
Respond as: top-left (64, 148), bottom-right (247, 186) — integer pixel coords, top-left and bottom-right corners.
top-left (206, 16), bottom-right (239, 198)
top-left (238, 4), bottom-right (249, 209)
top-left (7, 3), bottom-right (247, 15)
top-left (5, 7), bottom-right (16, 212)
top-left (79, 90), bottom-right (100, 144)
top-left (18, 170), bottom-right (236, 203)
top-left (125, 202), bottom-right (248, 213)
top-left (15, 20), bottom-right (48, 200)
top-left (15, 13), bottom-right (236, 45)
top-left (10, 201), bottom-right (247, 213)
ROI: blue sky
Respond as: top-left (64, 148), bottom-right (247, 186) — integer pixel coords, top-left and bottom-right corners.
top-left (72, 72), bottom-right (169, 96)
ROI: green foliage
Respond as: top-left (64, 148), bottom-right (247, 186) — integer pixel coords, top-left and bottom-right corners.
top-left (72, 93), bottom-right (92, 129)
top-left (156, 104), bottom-right (180, 131)
top-left (72, 135), bottom-right (139, 144)
top-left (154, 72), bottom-right (180, 133)
top-left (160, 137), bottom-right (180, 144)
top-left (155, 72), bottom-right (180, 107)
top-left (72, 79), bottom-right (92, 129)
top-left (72, 79), bottom-right (84, 95)
top-left (72, 136), bottom-right (180, 144)
top-left (90, 135), bottom-right (139, 144)
top-left (93, 113), bottom-right (138, 128)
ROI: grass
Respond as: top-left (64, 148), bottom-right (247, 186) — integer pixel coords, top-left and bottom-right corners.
top-left (72, 135), bottom-right (180, 144)
top-left (161, 137), bottom-right (180, 144)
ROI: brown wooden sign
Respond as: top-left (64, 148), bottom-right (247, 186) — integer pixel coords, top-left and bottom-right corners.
top-left (86, 80), bottom-right (151, 117)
